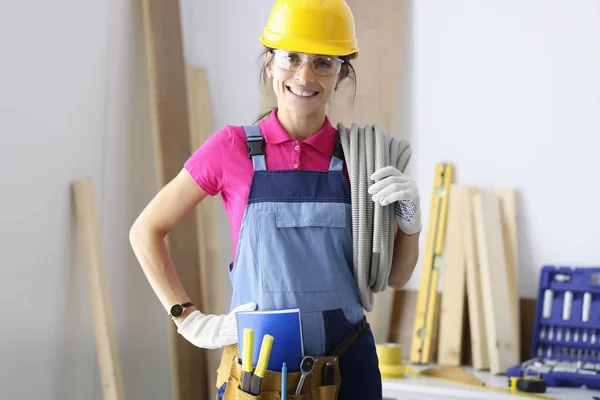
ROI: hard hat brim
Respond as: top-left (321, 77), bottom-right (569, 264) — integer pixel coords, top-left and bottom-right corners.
top-left (260, 32), bottom-right (358, 60)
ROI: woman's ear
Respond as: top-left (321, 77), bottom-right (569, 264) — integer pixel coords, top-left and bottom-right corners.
top-left (264, 51), bottom-right (273, 80)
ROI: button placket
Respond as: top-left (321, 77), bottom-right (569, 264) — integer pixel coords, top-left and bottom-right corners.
top-left (293, 142), bottom-right (300, 168)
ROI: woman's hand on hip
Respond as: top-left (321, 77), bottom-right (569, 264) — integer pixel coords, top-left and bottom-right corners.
top-left (368, 166), bottom-right (422, 235)
top-left (176, 301), bottom-right (257, 349)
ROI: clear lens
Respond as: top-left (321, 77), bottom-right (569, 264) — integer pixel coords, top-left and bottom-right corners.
top-left (272, 50), bottom-right (343, 77)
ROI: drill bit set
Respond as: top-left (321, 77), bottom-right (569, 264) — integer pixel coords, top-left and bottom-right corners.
top-left (507, 266), bottom-right (600, 390)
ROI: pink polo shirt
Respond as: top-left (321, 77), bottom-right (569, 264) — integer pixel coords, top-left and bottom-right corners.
top-left (184, 109), bottom-right (345, 262)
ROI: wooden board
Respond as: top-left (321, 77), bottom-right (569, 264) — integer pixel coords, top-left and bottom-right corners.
top-left (437, 185), bottom-right (469, 365)
top-left (389, 289), bottom-right (537, 366)
top-left (493, 189), bottom-right (519, 362)
top-left (463, 188), bottom-right (489, 370)
top-left (185, 65), bottom-right (224, 399)
top-left (72, 179), bottom-right (125, 400)
top-left (141, 1), bottom-right (209, 398)
top-left (186, 66), bottom-right (224, 315)
top-left (333, 0), bottom-right (406, 344)
top-left (325, 0), bottom-right (405, 132)
top-left (472, 192), bottom-right (519, 374)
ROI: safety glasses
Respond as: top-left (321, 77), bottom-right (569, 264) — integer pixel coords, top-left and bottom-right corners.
top-left (271, 49), bottom-right (345, 77)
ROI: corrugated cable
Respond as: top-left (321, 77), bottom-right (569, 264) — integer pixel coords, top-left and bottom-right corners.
top-left (338, 123), bottom-right (412, 311)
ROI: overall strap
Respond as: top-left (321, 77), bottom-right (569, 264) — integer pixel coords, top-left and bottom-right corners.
top-left (243, 124), bottom-right (266, 171)
top-left (328, 133), bottom-right (345, 172)
top-left (327, 317), bottom-right (367, 356)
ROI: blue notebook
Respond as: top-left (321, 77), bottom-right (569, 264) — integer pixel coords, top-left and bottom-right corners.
top-left (236, 307), bottom-right (304, 373)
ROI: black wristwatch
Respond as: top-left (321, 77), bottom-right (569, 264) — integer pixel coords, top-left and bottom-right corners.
top-left (169, 302), bottom-right (194, 319)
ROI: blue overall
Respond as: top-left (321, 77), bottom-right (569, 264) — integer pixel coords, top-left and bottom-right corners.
top-left (218, 124), bottom-right (382, 399)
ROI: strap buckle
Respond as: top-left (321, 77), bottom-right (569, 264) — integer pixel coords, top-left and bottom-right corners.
top-left (332, 139), bottom-right (344, 161)
top-left (246, 138), bottom-right (265, 159)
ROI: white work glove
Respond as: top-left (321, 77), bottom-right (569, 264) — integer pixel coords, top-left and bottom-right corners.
top-left (369, 166), bottom-right (422, 235)
top-left (177, 301), bottom-right (257, 349)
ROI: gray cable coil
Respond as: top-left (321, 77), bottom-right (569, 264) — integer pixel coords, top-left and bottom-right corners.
top-left (337, 123), bottom-right (412, 312)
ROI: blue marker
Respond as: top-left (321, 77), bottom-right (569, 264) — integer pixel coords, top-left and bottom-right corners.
top-left (281, 362), bottom-right (287, 400)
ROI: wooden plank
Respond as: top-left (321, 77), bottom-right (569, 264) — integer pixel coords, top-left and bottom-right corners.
top-left (185, 65), bottom-right (225, 399)
top-left (437, 185), bottom-right (469, 365)
top-left (493, 189), bottom-right (520, 362)
top-left (472, 192), bottom-right (519, 374)
top-left (344, 0), bottom-right (406, 345)
top-left (72, 179), bottom-right (125, 400)
top-left (463, 188), bottom-right (489, 370)
top-left (185, 66), bottom-right (223, 315)
top-left (141, 1), bottom-right (208, 399)
top-left (389, 289), bottom-right (537, 366)
top-left (326, 0), bottom-right (405, 132)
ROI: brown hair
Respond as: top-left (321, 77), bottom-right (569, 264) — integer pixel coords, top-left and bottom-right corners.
top-left (254, 48), bottom-right (357, 123)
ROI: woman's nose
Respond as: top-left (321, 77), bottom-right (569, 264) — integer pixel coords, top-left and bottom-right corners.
top-left (295, 61), bottom-right (316, 83)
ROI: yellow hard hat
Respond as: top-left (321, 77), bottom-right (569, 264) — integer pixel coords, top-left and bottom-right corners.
top-left (259, 0), bottom-right (358, 59)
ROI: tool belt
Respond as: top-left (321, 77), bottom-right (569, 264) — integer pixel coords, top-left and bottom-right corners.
top-left (216, 317), bottom-right (367, 400)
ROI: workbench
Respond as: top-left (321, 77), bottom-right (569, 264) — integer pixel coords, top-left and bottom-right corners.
top-left (381, 367), bottom-right (600, 400)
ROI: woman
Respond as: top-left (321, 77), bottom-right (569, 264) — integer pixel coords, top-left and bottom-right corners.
top-left (129, 0), bottom-right (422, 398)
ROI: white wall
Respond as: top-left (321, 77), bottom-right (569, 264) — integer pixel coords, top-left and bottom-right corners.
top-left (2, 0), bottom-right (599, 399)
top-left (406, 0), bottom-right (600, 297)
top-left (0, 0), bottom-right (170, 399)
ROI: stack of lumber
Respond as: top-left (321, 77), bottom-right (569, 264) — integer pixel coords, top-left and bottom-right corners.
top-left (436, 184), bottom-right (520, 374)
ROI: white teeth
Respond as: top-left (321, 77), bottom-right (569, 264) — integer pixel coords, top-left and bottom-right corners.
top-left (289, 87), bottom-right (317, 97)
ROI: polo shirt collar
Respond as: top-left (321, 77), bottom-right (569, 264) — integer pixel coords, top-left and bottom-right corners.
top-left (261, 109), bottom-right (337, 156)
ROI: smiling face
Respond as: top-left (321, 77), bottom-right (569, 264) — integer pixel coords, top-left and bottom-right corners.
top-left (265, 50), bottom-right (345, 118)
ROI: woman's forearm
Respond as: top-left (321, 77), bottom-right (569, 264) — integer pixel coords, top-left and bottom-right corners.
top-left (129, 223), bottom-right (193, 314)
top-left (388, 231), bottom-right (420, 290)
top-left (129, 169), bottom-right (207, 323)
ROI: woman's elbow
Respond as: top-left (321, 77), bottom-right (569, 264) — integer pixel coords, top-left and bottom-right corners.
top-left (129, 216), bottom-right (161, 251)
top-left (129, 219), bottom-right (145, 256)
top-left (129, 219), bottom-right (142, 247)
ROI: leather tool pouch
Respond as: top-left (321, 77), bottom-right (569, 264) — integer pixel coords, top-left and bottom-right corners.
top-left (216, 317), bottom-right (367, 400)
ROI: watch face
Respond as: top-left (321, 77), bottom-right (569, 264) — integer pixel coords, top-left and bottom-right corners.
top-left (170, 304), bottom-right (183, 318)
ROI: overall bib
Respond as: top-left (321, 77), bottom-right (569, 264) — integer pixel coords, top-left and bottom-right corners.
top-left (217, 124), bottom-right (382, 399)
